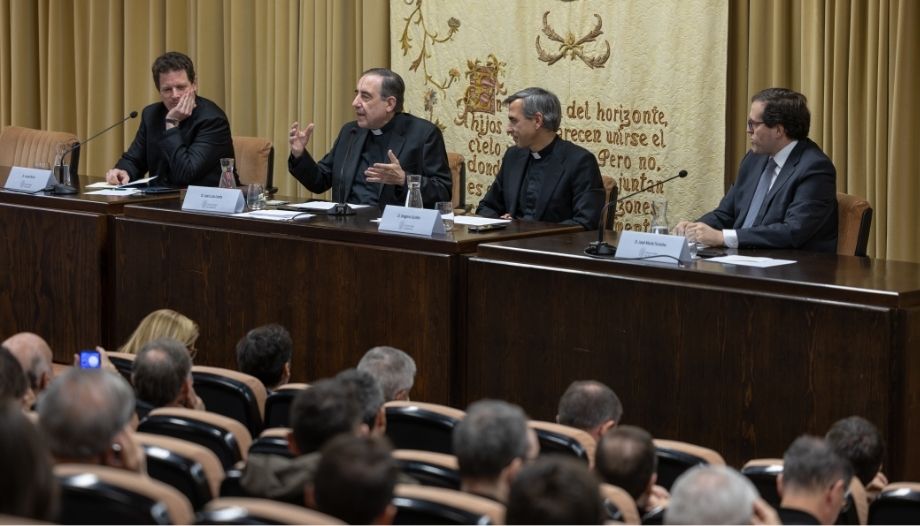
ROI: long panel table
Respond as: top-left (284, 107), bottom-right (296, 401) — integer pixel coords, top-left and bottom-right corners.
top-left (464, 230), bottom-right (920, 479)
top-left (114, 201), bottom-right (579, 404)
top-left (0, 168), bottom-right (178, 362)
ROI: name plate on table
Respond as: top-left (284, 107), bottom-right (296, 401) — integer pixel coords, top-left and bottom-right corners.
top-left (378, 205), bottom-right (446, 236)
top-left (615, 231), bottom-right (691, 264)
top-left (181, 185), bottom-right (245, 213)
top-left (4, 166), bottom-right (56, 192)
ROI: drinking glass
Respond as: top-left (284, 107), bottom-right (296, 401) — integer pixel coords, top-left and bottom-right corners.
top-left (436, 201), bottom-right (454, 232)
top-left (247, 183), bottom-right (265, 210)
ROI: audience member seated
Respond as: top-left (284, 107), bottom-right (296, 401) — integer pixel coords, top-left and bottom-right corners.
top-left (310, 434), bottom-right (399, 525)
top-left (505, 456), bottom-right (604, 524)
top-left (665, 465), bottom-right (777, 525)
top-left (453, 399), bottom-right (534, 503)
top-left (2, 332), bottom-right (54, 398)
top-left (557, 379), bottom-right (623, 441)
top-left (777, 435), bottom-right (852, 525)
top-left (825, 415), bottom-right (887, 501)
top-left (0, 400), bottom-right (57, 521)
top-left (235, 323), bottom-right (293, 392)
top-left (357, 345), bottom-right (416, 401)
top-left (337, 368), bottom-right (386, 435)
top-left (38, 368), bottom-right (146, 473)
top-left (595, 425), bottom-right (669, 522)
top-left (0, 345), bottom-right (34, 409)
top-left (132, 338), bottom-right (204, 419)
top-left (117, 308), bottom-right (199, 355)
top-left (239, 377), bottom-right (363, 503)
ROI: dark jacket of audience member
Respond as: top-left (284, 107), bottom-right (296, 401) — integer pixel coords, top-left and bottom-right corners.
top-left (0, 400), bottom-right (57, 521)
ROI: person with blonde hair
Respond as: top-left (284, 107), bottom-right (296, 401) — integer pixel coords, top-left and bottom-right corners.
top-left (118, 308), bottom-right (199, 356)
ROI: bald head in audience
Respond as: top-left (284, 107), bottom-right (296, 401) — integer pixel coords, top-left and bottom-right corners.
top-left (132, 337), bottom-right (197, 410)
top-left (557, 379), bottom-right (623, 441)
top-left (595, 425), bottom-right (667, 515)
top-left (357, 346), bottom-right (416, 401)
top-left (3, 332), bottom-right (54, 395)
top-left (666, 465), bottom-right (767, 525)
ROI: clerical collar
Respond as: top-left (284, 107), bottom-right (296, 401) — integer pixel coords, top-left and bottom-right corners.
top-left (370, 114), bottom-right (399, 136)
top-left (530, 136), bottom-right (558, 159)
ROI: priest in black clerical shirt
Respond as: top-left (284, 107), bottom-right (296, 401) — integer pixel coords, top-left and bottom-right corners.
top-left (476, 87), bottom-right (605, 230)
top-left (287, 68), bottom-right (451, 208)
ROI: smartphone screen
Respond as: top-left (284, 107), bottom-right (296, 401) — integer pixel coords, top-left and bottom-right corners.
top-left (79, 349), bottom-right (101, 369)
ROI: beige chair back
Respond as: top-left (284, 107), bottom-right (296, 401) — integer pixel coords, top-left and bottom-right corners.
top-left (135, 431), bottom-right (226, 499)
top-left (145, 406), bottom-right (253, 463)
top-left (836, 192), bottom-right (872, 256)
top-left (529, 420), bottom-right (598, 468)
top-left (394, 484), bottom-right (505, 524)
top-left (600, 483), bottom-right (641, 524)
top-left (192, 365), bottom-right (268, 420)
top-left (232, 136), bottom-right (274, 188)
top-left (0, 126), bottom-right (78, 169)
top-left (204, 497), bottom-right (344, 524)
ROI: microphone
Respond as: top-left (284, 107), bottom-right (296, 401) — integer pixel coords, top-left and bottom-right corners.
top-left (52, 111), bottom-right (138, 195)
top-left (585, 169), bottom-right (689, 256)
top-left (329, 128), bottom-right (358, 215)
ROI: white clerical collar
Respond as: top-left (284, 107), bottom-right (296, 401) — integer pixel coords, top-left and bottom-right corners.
top-left (531, 151), bottom-right (541, 159)
top-left (370, 129), bottom-right (383, 136)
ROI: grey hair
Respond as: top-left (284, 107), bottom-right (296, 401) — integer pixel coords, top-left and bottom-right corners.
top-left (665, 465), bottom-right (758, 525)
top-left (453, 399), bottom-right (530, 478)
top-left (38, 369), bottom-right (135, 459)
top-left (504, 87), bottom-right (563, 132)
top-left (357, 346), bottom-right (416, 401)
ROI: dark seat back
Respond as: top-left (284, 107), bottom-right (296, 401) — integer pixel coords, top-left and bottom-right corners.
top-left (393, 450), bottom-right (461, 490)
top-left (385, 401), bottom-right (465, 455)
top-left (192, 366), bottom-right (267, 437)
top-left (137, 407), bottom-right (252, 470)
top-left (869, 483), bottom-right (920, 524)
top-left (262, 383), bottom-right (309, 428)
top-left (653, 439), bottom-right (725, 490)
top-left (135, 432), bottom-right (224, 510)
top-left (392, 484), bottom-right (503, 525)
top-left (740, 458), bottom-right (784, 508)
top-left (529, 420), bottom-right (596, 466)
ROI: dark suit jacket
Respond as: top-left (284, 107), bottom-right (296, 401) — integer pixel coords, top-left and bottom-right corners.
top-left (288, 112), bottom-right (451, 208)
top-left (475, 138), bottom-right (605, 230)
top-left (697, 138), bottom-right (837, 252)
top-left (115, 96), bottom-right (236, 187)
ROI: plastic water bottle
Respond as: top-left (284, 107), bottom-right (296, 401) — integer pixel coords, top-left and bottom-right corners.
top-left (651, 198), bottom-right (669, 234)
top-left (219, 158), bottom-right (236, 189)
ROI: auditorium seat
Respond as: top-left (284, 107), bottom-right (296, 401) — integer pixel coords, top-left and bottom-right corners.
top-left (837, 192), bottom-right (873, 256)
top-left (199, 497), bottom-right (343, 525)
top-left (262, 383), bottom-right (309, 429)
top-left (741, 458), bottom-right (784, 507)
top-left (138, 407), bottom-right (252, 470)
top-left (393, 449), bottom-right (461, 490)
top-left (653, 439), bottom-right (725, 490)
top-left (385, 401), bottom-right (465, 454)
top-left (106, 351), bottom-right (135, 382)
top-left (54, 463), bottom-right (194, 524)
top-left (600, 482), bottom-right (641, 524)
top-left (135, 432), bottom-right (225, 510)
top-left (392, 484), bottom-right (505, 525)
top-left (528, 420), bottom-right (597, 467)
top-left (192, 365), bottom-right (267, 437)
top-left (0, 125), bottom-right (80, 176)
top-left (232, 135), bottom-right (275, 192)
top-left (869, 482), bottom-right (920, 524)
top-left (248, 427), bottom-right (293, 458)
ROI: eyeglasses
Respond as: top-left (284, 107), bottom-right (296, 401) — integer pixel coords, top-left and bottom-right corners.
top-left (746, 119), bottom-right (766, 131)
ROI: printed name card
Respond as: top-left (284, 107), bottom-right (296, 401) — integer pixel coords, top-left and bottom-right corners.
top-left (615, 231), bottom-right (691, 264)
top-left (181, 185), bottom-right (245, 214)
top-left (378, 205), bottom-right (446, 236)
top-left (4, 166), bottom-right (55, 192)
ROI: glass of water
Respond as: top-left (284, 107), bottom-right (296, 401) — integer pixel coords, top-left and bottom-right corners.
top-left (246, 183), bottom-right (265, 210)
top-left (436, 201), bottom-right (454, 232)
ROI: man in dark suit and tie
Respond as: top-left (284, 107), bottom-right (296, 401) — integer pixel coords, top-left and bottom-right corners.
top-left (475, 87), bottom-right (605, 230)
top-left (287, 68), bottom-right (451, 208)
top-left (676, 88), bottom-right (837, 252)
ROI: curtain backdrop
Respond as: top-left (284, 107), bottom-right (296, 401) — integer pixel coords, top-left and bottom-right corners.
top-left (1, 0), bottom-right (916, 262)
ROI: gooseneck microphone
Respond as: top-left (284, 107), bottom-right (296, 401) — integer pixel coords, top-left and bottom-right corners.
top-left (52, 111), bottom-right (138, 195)
top-left (585, 169), bottom-right (689, 256)
top-left (329, 128), bottom-right (358, 215)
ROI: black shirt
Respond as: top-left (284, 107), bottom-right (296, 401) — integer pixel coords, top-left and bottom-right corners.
top-left (515, 137), bottom-right (559, 219)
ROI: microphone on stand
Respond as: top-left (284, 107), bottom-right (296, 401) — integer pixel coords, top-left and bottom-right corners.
top-left (585, 169), bottom-right (689, 256)
top-left (329, 128), bottom-right (358, 215)
top-left (52, 111), bottom-right (138, 195)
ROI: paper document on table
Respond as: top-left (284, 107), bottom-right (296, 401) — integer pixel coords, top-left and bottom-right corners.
top-left (85, 188), bottom-right (142, 196)
top-left (234, 210), bottom-right (312, 221)
top-left (453, 216), bottom-right (512, 226)
top-left (708, 255), bottom-right (796, 268)
top-left (86, 176), bottom-right (158, 189)
top-left (287, 201), bottom-right (370, 211)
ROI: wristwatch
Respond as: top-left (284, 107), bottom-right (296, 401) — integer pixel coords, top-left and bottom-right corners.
top-left (165, 118), bottom-right (180, 127)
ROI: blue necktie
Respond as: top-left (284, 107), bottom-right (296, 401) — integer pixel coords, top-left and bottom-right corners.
top-left (741, 158), bottom-right (776, 229)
